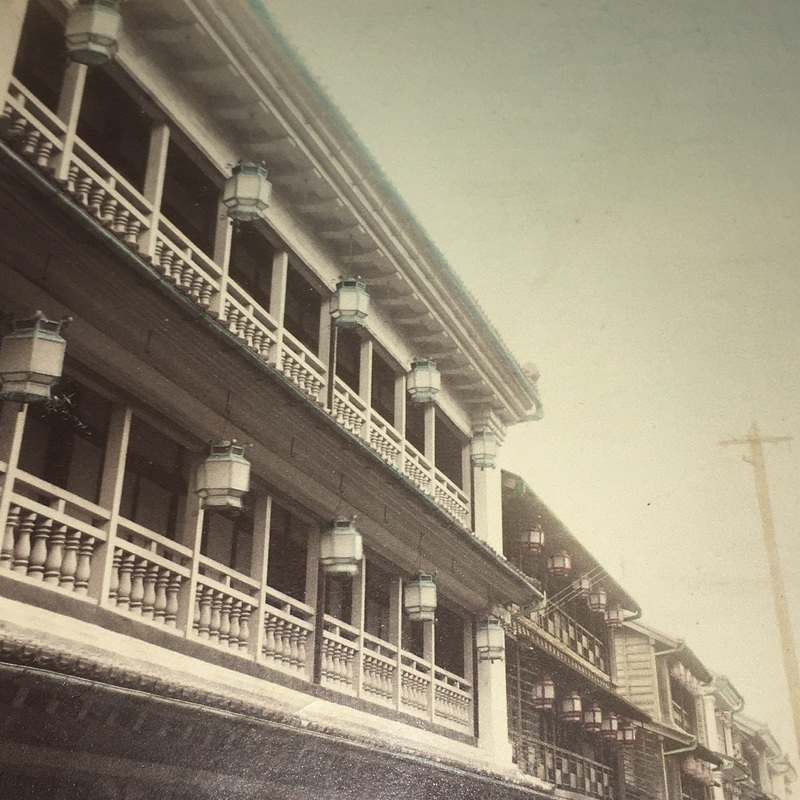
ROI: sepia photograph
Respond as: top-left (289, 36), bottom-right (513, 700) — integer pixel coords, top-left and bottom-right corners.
top-left (0, 0), bottom-right (798, 798)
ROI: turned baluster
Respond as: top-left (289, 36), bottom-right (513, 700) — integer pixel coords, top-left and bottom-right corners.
top-left (289, 626), bottom-right (300, 668)
top-left (227, 599), bottom-right (241, 648)
top-left (125, 218), bottom-right (142, 247)
top-left (153, 568), bottom-right (169, 623)
top-left (74, 535), bottom-right (94, 594)
top-left (296, 629), bottom-right (307, 669)
top-left (165, 574), bottom-right (181, 627)
top-left (190, 273), bottom-right (204, 303)
top-left (218, 596), bottom-right (232, 644)
top-left (116, 552), bottom-right (135, 609)
top-left (5, 115), bottom-right (27, 142)
top-left (108, 549), bottom-right (121, 602)
top-left (12, 512), bottom-right (36, 574)
top-left (1, 505), bottom-right (20, 569)
top-left (36, 139), bottom-right (55, 169)
top-left (20, 129), bottom-right (41, 160)
top-left (192, 591), bottom-right (201, 632)
top-left (31, 517), bottom-right (53, 581)
top-left (64, 164), bottom-right (79, 194)
top-left (197, 585), bottom-right (212, 638)
top-left (208, 590), bottom-right (223, 641)
top-left (263, 614), bottom-right (277, 660)
top-left (87, 184), bottom-right (105, 216)
top-left (75, 173), bottom-right (93, 207)
top-left (238, 607), bottom-right (251, 651)
top-left (128, 559), bottom-right (146, 612)
top-left (198, 281), bottom-right (213, 309)
top-left (43, 523), bottom-right (67, 585)
top-left (141, 562), bottom-right (159, 620)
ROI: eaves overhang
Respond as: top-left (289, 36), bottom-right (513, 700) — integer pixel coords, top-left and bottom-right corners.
top-left (114, 0), bottom-right (542, 427)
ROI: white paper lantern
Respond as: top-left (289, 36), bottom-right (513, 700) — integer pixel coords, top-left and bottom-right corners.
top-left (532, 675), bottom-right (556, 710)
top-left (65, 0), bottom-right (122, 66)
top-left (320, 517), bottom-right (363, 577)
top-left (470, 430), bottom-right (498, 469)
top-left (475, 616), bottom-right (505, 662)
top-left (587, 586), bottom-right (608, 613)
top-left (407, 358), bottom-right (440, 403)
top-left (330, 278), bottom-right (370, 328)
top-left (404, 572), bottom-right (437, 621)
top-left (0, 314), bottom-right (67, 403)
top-left (222, 162), bottom-right (272, 222)
top-left (195, 441), bottom-right (250, 510)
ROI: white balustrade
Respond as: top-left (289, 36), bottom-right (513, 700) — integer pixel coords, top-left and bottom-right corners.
top-left (262, 587), bottom-right (314, 675)
top-left (403, 443), bottom-right (433, 494)
top-left (2, 78), bottom-right (66, 170)
top-left (433, 469), bottom-right (470, 527)
top-left (320, 616), bottom-right (360, 693)
top-left (279, 331), bottom-right (326, 401)
top-left (362, 632), bottom-right (398, 706)
top-left (220, 281), bottom-right (279, 362)
top-left (332, 378), bottom-right (368, 436)
top-left (434, 667), bottom-right (473, 730)
top-left (368, 411), bottom-right (403, 467)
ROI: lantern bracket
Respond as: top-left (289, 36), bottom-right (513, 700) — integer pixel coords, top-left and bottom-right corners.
top-left (513, 591), bottom-right (547, 618)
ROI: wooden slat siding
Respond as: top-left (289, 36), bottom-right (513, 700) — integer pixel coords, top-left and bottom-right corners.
top-left (623, 729), bottom-right (667, 800)
top-left (614, 627), bottom-right (660, 718)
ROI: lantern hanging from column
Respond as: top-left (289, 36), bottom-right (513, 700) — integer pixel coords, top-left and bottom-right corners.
top-left (601, 711), bottom-right (619, 740)
top-left (547, 550), bottom-right (571, 577)
top-left (572, 575), bottom-right (592, 596)
top-left (617, 722), bottom-right (637, 746)
top-left (65, 0), bottom-right (122, 65)
top-left (330, 278), bottom-right (370, 329)
top-left (404, 572), bottom-right (437, 621)
top-left (407, 358), bottom-right (440, 403)
top-left (521, 525), bottom-right (545, 555)
top-left (320, 517), bottom-right (363, 577)
top-left (0, 314), bottom-right (68, 404)
top-left (532, 675), bottom-right (556, 710)
top-left (560, 692), bottom-right (583, 722)
top-left (195, 441), bottom-right (250, 511)
top-left (222, 162), bottom-right (272, 222)
top-left (470, 430), bottom-right (498, 470)
top-left (475, 616), bottom-right (505, 662)
top-left (587, 586), bottom-right (608, 613)
top-left (583, 703), bottom-right (603, 733)
top-left (604, 605), bottom-right (626, 628)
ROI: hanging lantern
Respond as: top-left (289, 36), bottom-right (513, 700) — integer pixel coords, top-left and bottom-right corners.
top-left (521, 525), bottom-right (545, 555)
top-left (0, 314), bottom-right (68, 404)
top-left (222, 162), bottom-right (272, 222)
top-left (587, 586), bottom-right (608, 613)
top-left (547, 550), bottom-right (571, 577)
top-left (583, 703), bottom-right (603, 733)
top-left (532, 675), bottom-right (556, 710)
top-left (470, 430), bottom-right (498, 470)
top-left (604, 605), bottom-right (626, 628)
top-left (320, 517), bottom-right (363, 577)
top-left (560, 692), bottom-right (583, 722)
top-left (195, 441), bottom-right (250, 511)
top-left (475, 616), bottom-right (505, 662)
top-left (407, 358), bottom-right (440, 403)
top-left (65, 0), bottom-right (122, 65)
top-left (682, 756), bottom-right (702, 778)
top-left (617, 722), bottom-right (637, 746)
top-left (330, 278), bottom-right (370, 328)
top-left (601, 711), bottom-right (619, 740)
top-left (572, 575), bottom-right (592, 596)
top-left (404, 572), bottom-right (437, 621)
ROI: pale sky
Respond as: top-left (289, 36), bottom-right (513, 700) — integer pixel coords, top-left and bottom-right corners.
top-left (260, 0), bottom-right (800, 762)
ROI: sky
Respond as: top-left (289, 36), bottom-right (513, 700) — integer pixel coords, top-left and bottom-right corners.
top-left (260, 0), bottom-right (800, 763)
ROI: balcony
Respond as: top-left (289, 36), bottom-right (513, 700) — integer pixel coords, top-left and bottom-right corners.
top-left (513, 734), bottom-right (616, 800)
top-left (0, 76), bottom-right (470, 531)
top-left (0, 464), bottom-right (474, 736)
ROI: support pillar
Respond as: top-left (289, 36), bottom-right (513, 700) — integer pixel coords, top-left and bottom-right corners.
top-left (476, 648), bottom-right (513, 761)
top-left (472, 460), bottom-right (503, 550)
top-left (0, 0), bottom-right (28, 101)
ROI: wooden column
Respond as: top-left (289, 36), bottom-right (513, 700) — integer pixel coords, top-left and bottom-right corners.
top-left (0, 0), bottom-right (29, 102)
top-left (424, 616), bottom-right (436, 721)
top-left (270, 250), bottom-right (289, 367)
top-left (138, 123), bottom-right (171, 260)
top-left (0, 403), bottom-right (28, 539)
top-left (249, 494), bottom-right (272, 661)
top-left (352, 555), bottom-right (366, 696)
top-left (51, 62), bottom-right (87, 182)
top-left (359, 337), bottom-right (373, 439)
top-left (389, 575), bottom-right (403, 710)
top-left (89, 405), bottom-right (131, 603)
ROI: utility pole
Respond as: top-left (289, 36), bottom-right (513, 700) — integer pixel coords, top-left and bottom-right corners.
top-left (721, 422), bottom-right (800, 756)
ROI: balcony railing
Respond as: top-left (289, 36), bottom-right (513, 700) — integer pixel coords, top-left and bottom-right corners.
top-left (513, 733), bottom-right (616, 800)
top-left (0, 75), bottom-right (471, 529)
top-left (0, 464), bottom-right (473, 735)
top-left (541, 606), bottom-right (608, 673)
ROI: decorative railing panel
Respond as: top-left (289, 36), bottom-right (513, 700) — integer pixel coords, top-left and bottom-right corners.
top-left (434, 666), bottom-right (473, 729)
top-left (332, 378), bottom-right (368, 436)
top-left (320, 616), bottom-right (360, 693)
top-left (514, 734), bottom-right (615, 800)
top-left (543, 606), bottom-right (607, 673)
top-left (362, 632), bottom-right (398, 706)
top-left (433, 469), bottom-right (470, 526)
top-left (279, 331), bottom-right (325, 401)
top-left (220, 281), bottom-right (279, 362)
top-left (262, 587), bottom-right (314, 676)
top-left (403, 443), bottom-right (432, 494)
top-left (368, 411), bottom-right (403, 467)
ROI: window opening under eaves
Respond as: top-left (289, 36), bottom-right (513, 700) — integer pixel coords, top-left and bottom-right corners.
top-left (228, 224), bottom-right (275, 309)
top-left (283, 265), bottom-right (320, 354)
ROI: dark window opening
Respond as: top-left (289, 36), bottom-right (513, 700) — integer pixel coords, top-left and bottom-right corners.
top-left (228, 225), bottom-right (274, 308)
top-left (13, 0), bottom-right (66, 112)
top-left (324, 574), bottom-right (353, 625)
top-left (402, 616), bottom-right (425, 660)
top-left (670, 678), bottom-right (698, 733)
top-left (405, 397), bottom-right (426, 454)
top-left (371, 351), bottom-right (396, 424)
top-left (266, 502), bottom-right (308, 602)
top-left (120, 415), bottom-right (187, 539)
top-left (201, 507), bottom-right (254, 576)
top-left (18, 375), bottom-right (111, 504)
top-left (161, 138), bottom-right (219, 257)
top-left (284, 266), bottom-right (320, 354)
top-left (434, 409), bottom-right (465, 487)
top-left (364, 560), bottom-right (393, 642)
top-left (435, 604), bottom-right (465, 677)
top-left (77, 67), bottom-right (151, 190)
top-left (335, 327), bottom-right (361, 392)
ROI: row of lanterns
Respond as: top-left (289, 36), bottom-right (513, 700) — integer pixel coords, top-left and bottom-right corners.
top-left (532, 677), bottom-right (638, 745)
